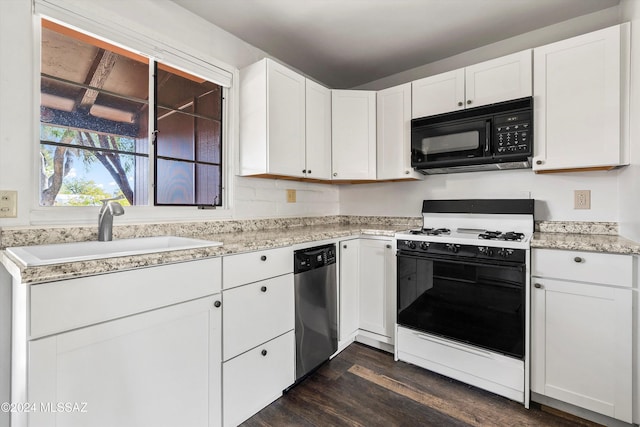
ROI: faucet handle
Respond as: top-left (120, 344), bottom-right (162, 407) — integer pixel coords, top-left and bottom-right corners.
top-left (100, 195), bottom-right (125, 205)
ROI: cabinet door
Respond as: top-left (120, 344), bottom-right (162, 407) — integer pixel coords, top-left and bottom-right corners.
top-left (222, 331), bottom-right (295, 427)
top-left (358, 239), bottom-right (396, 339)
top-left (222, 274), bottom-right (294, 360)
top-left (267, 59), bottom-right (306, 177)
top-left (465, 49), bottom-right (532, 109)
top-left (339, 239), bottom-right (360, 341)
top-left (411, 69), bottom-right (464, 118)
top-left (28, 296), bottom-right (222, 427)
top-left (305, 79), bottom-right (332, 179)
top-left (377, 83), bottom-right (420, 180)
top-left (331, 90), bottom-right (376, 180)
top-left (533, 24), bottom-right (629, 171)
top-left (531, 279), bottom-right (632, 422)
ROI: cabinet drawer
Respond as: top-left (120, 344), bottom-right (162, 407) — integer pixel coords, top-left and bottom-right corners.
top-left (223, 247), bottom-right (292, 289)
top-left (532, 249), bottom-right (632, 287)
top-left (222, 331), bottom-right (295, 427)
top-left (30, 258), bottom-right (222, 339)
top-left (222, 273), bottom-right (294, 360)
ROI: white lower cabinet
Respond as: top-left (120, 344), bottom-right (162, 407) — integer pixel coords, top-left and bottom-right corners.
top-left (222, 331), bottom-right (295, 427)
top-left (28, 295), bottom-right (222, 427)
top-left (222, 274), bottom-right (294, 360)
top-left (338, 237), bottom-right (395, 351)
top-left (358, 238), bottom-right (396, 342)
top-left (531, 249), bottom-right (633, 423)
top-left (221, 248), bottom-right (295, 427)
top-left (338, 238), bottom-right (360, 344)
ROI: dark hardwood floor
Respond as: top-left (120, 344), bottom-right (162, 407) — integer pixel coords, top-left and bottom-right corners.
top-left (242, 343), bottom-right (600, 427)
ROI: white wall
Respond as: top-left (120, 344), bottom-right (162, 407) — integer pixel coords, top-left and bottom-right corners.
top-left (342, 6), bottom-right (628, 224)
top-left (0, 0), bottom-right (339, 227)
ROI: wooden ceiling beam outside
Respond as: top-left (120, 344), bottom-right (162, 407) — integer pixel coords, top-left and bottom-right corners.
top-left (77, 49), bottom-right (118, 111)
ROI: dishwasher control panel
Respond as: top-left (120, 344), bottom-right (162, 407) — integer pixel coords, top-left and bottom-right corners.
top-left (294, 244), bottom-right (336, 274)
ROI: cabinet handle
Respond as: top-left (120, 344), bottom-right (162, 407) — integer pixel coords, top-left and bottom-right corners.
top-left (534, 283), bottom-right (543, 289)
top-left (457, 101), bottom-right (463, 107)
top-left (261, 349), bottom-right (268, 356)
top-left (386, 244), bottom-right (391, 249)
top-left (333, 172), bottom-right (338, 177)
top-left (405, 170), bottom-right (410, 174)
top-left (308, 170), bottom-right (311, 174)
top-left (536, 160), bottom-right (543, 165)
top-left (214, 300), bottom-right (222, 308)
top-left (302, 169), bottom-right (306, 173)
top-left (260, 286), bottom-right (267, 292)
top-left (574, 257), bottom-right (584, 263)
top-left (467, 100), bottom-right (472, 105)
top-left (343, 244), bottom-right (347, 249)
top-left (260, 255), bottom-right (267, 261)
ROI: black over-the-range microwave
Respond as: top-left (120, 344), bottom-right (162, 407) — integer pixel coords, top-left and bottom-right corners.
top-left (411, 97), bottom-right (533, 174)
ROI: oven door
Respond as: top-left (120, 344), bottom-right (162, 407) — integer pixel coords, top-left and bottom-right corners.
top-left (397, 251), bottom-right (525, 359)
top-left (411, 118), bottom-right (490, 167)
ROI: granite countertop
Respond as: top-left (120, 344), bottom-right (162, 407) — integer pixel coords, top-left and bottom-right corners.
top-left (1, 223), bottom-right (403, 285)
top-left (3, 217), bottom-right (640, 285)
top-left (531, 232), bottom-right (640, 255)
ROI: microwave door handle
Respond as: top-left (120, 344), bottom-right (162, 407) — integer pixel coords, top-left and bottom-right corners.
top-left (485, 121), bottom-right (491, 153)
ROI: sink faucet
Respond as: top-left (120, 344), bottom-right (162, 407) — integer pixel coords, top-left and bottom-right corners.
top-left (98, 197), bottom-right (125, 241)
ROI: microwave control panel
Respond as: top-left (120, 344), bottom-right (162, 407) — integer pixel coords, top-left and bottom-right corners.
top-left (493, 111), bottom-right (532, 156)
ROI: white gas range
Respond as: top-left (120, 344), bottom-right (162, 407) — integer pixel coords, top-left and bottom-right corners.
top-left (394, 199), bottom-right (534, 407)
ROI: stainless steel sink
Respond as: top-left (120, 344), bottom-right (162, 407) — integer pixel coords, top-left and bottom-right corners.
top-left (6, 236), bottom-right (223, 266)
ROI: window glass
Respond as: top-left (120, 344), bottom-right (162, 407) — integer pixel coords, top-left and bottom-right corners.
top-left (40, 20), bottom-right (149, 206)
top-left (155, 63), bottom-right (223, 206)
top-left (39, 19), bottom-right (224, 208)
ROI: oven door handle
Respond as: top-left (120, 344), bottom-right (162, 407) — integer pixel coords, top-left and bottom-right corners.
top-left (397, 252), bottom-right (525, 271)
top-left (485, 120), bottom-right (491, 153)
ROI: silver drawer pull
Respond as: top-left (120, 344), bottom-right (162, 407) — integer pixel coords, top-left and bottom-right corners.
top-left (574, 257), bottom-right (584, 263)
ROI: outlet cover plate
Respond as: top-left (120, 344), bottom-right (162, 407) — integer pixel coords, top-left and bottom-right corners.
top-left (286, 189), bottom-right (296, 203)
top-left (0, 190), bottom-right (17, 218)
top-left (574, 190), bottom-right (591, 210)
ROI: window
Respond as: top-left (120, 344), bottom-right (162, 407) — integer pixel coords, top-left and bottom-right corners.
top-left (39, 19), bottom-right (223, 207)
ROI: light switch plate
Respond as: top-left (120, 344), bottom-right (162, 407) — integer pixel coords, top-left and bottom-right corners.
top-left (0, 190), bottom-right (17, 218)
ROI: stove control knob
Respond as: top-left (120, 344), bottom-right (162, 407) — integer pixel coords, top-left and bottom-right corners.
top-left (478, 246), bottom-right (493, 256)
top-left (446, 244), bottom-right (459, 253)
top-left (406, 241), bottom-right (417, 250)
top-left (420, 242), bottom-right (430, 250)
top-left (498, 248), bottom-right (514, 258)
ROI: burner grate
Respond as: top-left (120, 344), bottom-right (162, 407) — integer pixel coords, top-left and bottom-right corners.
top-left (411, 228), bottom-right (451, 236)
top-left (478, 231), bottom-right (524, 241)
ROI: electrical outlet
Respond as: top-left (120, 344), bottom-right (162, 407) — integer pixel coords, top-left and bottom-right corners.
top-left (0, 190), bottom-right (17, 218)
top-left (574, 190), bottom-right (591, 210)
top-left (286, 189), bottom-right (296, 203)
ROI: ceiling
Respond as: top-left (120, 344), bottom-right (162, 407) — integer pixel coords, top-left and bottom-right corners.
top-left (170, 0), bottom-right (620, 88)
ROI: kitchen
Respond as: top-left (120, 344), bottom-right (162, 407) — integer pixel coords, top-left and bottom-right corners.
top-left (0, 0), bottom-right (639, 426)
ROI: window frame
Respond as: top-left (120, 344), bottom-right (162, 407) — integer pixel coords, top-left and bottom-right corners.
top-left (30, 5), bottom-right (237, 224)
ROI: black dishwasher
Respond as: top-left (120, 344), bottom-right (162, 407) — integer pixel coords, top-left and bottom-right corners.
top-left (293, 244), bottom-right (338, 381)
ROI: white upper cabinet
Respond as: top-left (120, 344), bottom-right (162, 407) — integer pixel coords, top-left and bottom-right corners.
top-left (412, 69), bottom-right (465, 118)
top-left (377, 83), bottom-right (421, 180)
top-left (331, 90), bottom-right (377, 180)
top-left (240, 58), bottom-right (331, 179)
top-left (305, 79), bottom-right (332, 179)
top-left (533, 24), bottom-right (630, 172)
top-left (412, 50), bottom-right (532, 118)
